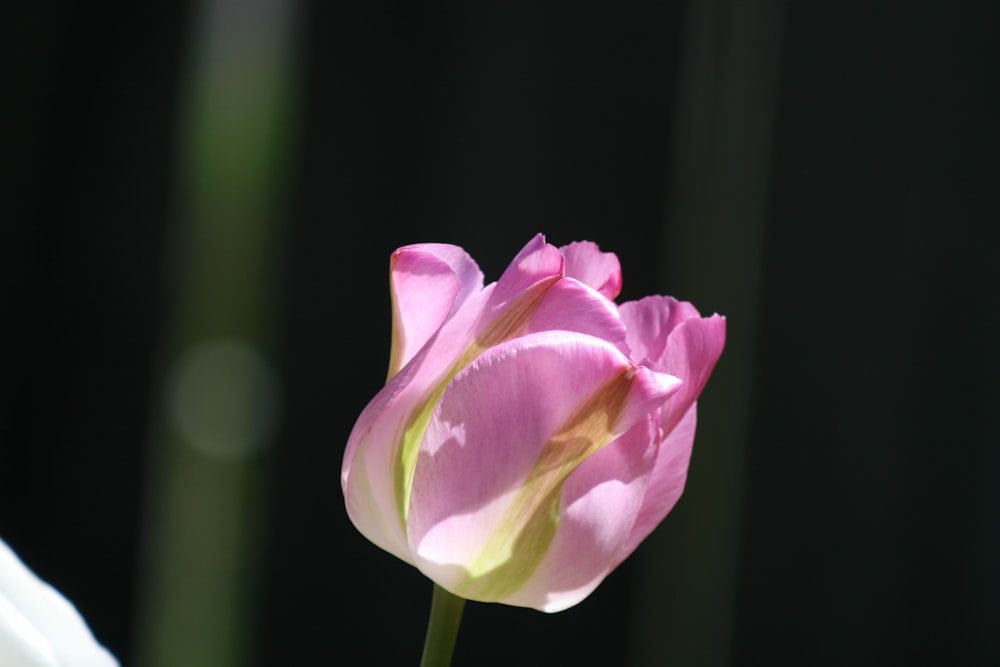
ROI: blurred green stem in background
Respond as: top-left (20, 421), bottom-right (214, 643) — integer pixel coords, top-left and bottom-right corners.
top-left (134, 1), bottom-right (299, 665)
top-left (630, 1), bottom-right (783, 665)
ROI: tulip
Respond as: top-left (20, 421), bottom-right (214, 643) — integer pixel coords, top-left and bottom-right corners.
top-left (342, 234), bottom-right (724, 613)
top-left (0, 537), bottom-right (118, 667)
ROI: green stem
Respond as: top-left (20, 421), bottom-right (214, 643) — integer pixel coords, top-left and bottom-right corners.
top-left (419, 584), bottom-right (466, 667)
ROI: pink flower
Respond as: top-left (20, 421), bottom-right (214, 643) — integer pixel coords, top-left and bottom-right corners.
top-left (342, 234), bottom-right (724, 612)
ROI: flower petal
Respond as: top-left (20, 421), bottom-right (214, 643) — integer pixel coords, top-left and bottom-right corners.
top-left (405, 331), bottom-right (680, 604)
top-left (0, 538), bottom-right (118, 667)
top-left (616, 403), bottom-right (697, 565)
top-left (488, 234), bottom-right (565, 307)
top-left (501, 414), bottom-right (661, 611)
top-left (342, 351), bottom-right (429, 563)
top-left (559, 241), bottom-right (623, 300)
top-left (656, 314), bottom-right (726, 434)
top-left (618, 296), bottom-right (702, 368)
top-left (387, 244), bottom-right (483, 379)
top-left (526, 279), bottom-right (629, 354)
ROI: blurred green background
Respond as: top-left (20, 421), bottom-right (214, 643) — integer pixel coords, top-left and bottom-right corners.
top-left (2, 0), bottom-right (997, 665)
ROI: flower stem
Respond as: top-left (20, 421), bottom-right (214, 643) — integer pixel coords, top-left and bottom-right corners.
top-left (419, 584), bottom-right (466, 667)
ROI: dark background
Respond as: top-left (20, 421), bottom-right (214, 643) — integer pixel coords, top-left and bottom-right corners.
top-left (2, 1), bottom-right (997, 665)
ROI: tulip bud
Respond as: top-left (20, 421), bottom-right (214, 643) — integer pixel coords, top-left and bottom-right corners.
top-left (343, 234), bottom-right (724, 612)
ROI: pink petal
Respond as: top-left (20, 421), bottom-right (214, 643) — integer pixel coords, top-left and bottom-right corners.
top-left (501, 414), bottom-right (661, 611)
top-left (656, 314), bottom-right (726, 434)
top-left (342, 353), bottom-right (429, 563)
top-left (615, 403), bottom-right (698, 565)
top-left (526, 278), bottom-right (629, 354)
top-left (406, 331), bottom-right (680, 603)
top-left (618, 296), bottom-right (703, 368)
top-left (559, 241), bottom-right (623, 300)
top-left (387, 244), bottom-right (483, 379)
top-left (488, 234), bottom-right (565, 308)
